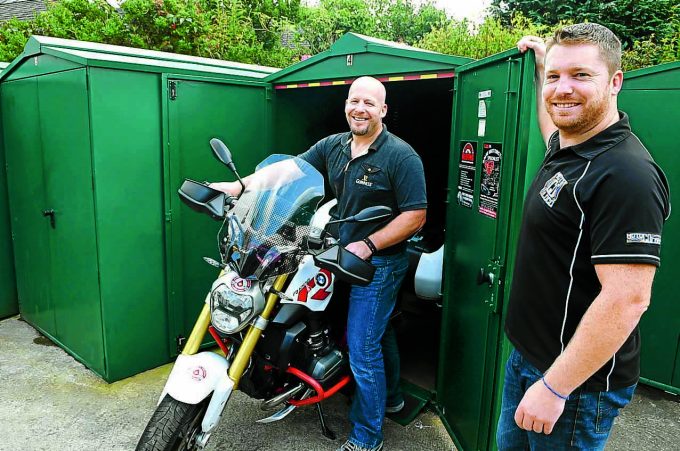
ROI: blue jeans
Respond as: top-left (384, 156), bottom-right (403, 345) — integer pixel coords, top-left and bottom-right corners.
top-left (346, 252), bottom-right (409, 448)
top-left (497, 349), bottom-right (636, 450)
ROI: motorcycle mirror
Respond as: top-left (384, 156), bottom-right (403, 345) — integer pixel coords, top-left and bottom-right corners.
top-left (210, 138), bottom-right (237, 173)
top-left (352, 206), bottom-right (392, 222)
top-left (327, 206), bottom-right (392, 225)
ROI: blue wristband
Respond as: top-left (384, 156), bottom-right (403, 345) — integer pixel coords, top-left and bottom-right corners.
top-left (541, 377), bottom-right (569, 401)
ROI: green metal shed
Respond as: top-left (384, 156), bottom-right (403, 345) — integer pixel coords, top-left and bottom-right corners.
top-left (0, 36), bottom-right (277, 381)
top-left (619, 61), bottom-right (680, 395)
top-left (267, 35), bottom-right (548, 450)
top-left (0, 60), bottom-right (18, 319)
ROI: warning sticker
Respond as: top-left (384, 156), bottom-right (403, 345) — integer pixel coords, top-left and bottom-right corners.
top-left (457, 141), bottom-right (476, 209)
top-left (479, 143), bottom-right (502, 219)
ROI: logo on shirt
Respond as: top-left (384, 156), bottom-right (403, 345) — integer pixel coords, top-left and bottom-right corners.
top-left (626, 233), bottom-right (661, 245)
top-left (540, 172), bottom-right (568, 208)
top-left (355, 174), bottom-right (373, 187)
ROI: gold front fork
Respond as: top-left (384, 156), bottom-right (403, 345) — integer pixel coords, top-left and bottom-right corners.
top-left (228, 274), bottom-right (288, 388)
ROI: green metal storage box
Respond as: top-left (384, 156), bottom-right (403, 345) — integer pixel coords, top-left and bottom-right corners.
top-left (619, 61), bottom-right (680, 395)
top-left (267, 35), bottom-right (546, 450)
top-left (0, 60), bottom-right (18, 319)
top-left (0, 36), bottom-right (276, 381)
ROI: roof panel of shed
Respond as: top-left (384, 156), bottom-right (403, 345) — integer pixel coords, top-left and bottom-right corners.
top-left (26, 36), bottom-right (278, 75)
top-left (44, 47), bottom-right (272, 79)
top-left (0, 35), bottom-right (279, 82)
top-left (267, 32), bottom-right (473, 84)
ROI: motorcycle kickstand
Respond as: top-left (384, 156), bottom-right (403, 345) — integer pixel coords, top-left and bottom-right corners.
top-left (315, 402), bottom-right (336, 440)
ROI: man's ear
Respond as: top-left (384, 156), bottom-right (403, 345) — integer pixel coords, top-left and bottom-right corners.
top-left (381, 103), bottom-right (388, 118)
top-left (611, 70), bottom-right (624, 95)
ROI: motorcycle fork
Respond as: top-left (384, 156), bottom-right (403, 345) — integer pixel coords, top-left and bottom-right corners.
top-left (181, 293), bottom-right (214, 356)
top-left (182, 269), bottom-right (227, 356)
top-left (228, 274), bottom-right (288, 389)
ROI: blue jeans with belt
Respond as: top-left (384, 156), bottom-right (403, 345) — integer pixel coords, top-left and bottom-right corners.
top-left (497, 349), bottom-right (636, 450)
top-left (346, 252), bottom-right (409, 449)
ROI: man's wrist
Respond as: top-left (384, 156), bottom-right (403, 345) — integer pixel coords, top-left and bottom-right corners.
top-left (362, 237), bottom-right (378, 254)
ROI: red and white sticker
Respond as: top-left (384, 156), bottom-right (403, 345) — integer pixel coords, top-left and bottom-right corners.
top-left (190, 366), bottom-right (207, 382)
top-left (230, 277), bottom-right (252, 293)
top-left (296, 269), bottom-right (333, 302)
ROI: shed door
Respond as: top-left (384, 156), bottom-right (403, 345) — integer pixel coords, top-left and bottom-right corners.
top-left (38, 69), bottom-right (104, 373)
top-left (438, 56), bottom-right (525, 450)
top-left (164, 77), bottom-right (272, 352)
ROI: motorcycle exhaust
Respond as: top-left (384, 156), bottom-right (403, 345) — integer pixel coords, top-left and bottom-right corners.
top-left (260, 383), bottom-right (305, 411)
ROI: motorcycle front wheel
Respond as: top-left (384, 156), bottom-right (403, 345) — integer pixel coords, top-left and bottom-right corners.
top-left (136, 395), bottom-right (210, 451)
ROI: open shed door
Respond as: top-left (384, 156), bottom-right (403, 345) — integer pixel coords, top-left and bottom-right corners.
top-left (436, 51), bottom-right (539, 450)
top-left (163, 76), bottom-right (273, 353)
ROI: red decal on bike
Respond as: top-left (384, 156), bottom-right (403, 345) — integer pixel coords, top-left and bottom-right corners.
top-left (230, 277), bottom-right (252, 292)
top-left (191, 366), bottom-right (207, 382)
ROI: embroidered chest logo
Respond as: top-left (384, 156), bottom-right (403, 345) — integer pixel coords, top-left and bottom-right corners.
top-left (355, 174), bottom-right (373, 187)
top-left (540, 172), bottom-right (568, 208)
top-left (626, 233), bottom-right (661, 245)
top-left (355, 167), bottom-right (377, 187)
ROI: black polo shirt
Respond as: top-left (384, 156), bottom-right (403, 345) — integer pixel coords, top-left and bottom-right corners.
top-left (505, 113), bottom-right (670, 391)
top-left (298, 125), bottom-right (427, 255)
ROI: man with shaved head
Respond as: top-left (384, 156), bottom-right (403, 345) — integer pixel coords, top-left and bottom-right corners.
top-left (213, 76), bottom-right (427, 451)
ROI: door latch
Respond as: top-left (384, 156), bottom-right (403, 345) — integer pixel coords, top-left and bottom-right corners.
top-left (42, 209), bottom-right (56, 228)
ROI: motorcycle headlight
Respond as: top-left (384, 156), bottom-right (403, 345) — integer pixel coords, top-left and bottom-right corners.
top-left (209, 274), bottom-right (264, 334)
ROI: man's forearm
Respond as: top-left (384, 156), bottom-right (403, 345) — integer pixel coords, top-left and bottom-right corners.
top-left (544, 283), bottom-right (651, 394)
top-left (369, 209), bottom-right (426, 251)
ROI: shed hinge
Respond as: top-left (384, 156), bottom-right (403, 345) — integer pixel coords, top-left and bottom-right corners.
top-left (165, 211), bottom-right (172, 222)
top-left (265, 86), bottom-right (272, 100)
top-left (176, 335), bottom-right (186, 353)
top-left (169, 80), bottom-right (177, 100)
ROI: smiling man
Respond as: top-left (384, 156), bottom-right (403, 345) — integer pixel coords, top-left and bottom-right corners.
top-left (496, 24), bottom-right (670, 450)
top-left (300, 76), bottom-right (427, 451)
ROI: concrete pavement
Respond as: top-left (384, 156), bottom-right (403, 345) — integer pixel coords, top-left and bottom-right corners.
top-left (1, 316), bottom-right (678, 450)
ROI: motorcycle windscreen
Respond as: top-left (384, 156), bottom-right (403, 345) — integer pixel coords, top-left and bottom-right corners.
top-left (220, 154), bottom-right (325, 280)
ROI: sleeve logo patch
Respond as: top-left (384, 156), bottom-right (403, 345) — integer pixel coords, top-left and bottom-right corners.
top-left (540, 172), bottom-right (568, 208)
top-left (626, 233), bottom-right (661, 245)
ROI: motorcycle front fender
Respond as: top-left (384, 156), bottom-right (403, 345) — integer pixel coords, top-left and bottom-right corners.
top-left (160, 352), bottom-right (231, 405)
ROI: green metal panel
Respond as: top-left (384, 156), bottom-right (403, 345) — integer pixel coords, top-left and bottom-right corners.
top-left (619, 84), bottom-right (680, 394)
top-left (4, 54), bottom-right (82, 82)
top-left (0, 96), bottom-right (17, 319)
top-left (1, 77), bottom-right (54, 332)
top-left (165, 76), bottom-right (271, 352)
top-left (622, 61), bottom-right (680, 90)
top-left (271, 53), bottom-right (460, 84)
top-left (267, 32), bottom-right (472, 84)
top-left (37, 69), bottom-right (105, 375)
top-left (87, 67), bottom-right (169, 381)
top-left (437, 49), bottom-right (542, 450)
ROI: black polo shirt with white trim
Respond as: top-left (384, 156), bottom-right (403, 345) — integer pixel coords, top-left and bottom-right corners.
top-left (505, 112), bottom-right (670, 391)
top-left (298, 125), bottom-right (427, 255)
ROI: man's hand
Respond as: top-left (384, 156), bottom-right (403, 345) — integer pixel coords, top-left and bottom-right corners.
top-left (209, 181), bottom-right (242, 196)
top-left (514, 379), bottom-right (566, 435)
top-left (346, 240), bottom-right (373, 260)
top-left (517, 35), bottom-right (546, 69)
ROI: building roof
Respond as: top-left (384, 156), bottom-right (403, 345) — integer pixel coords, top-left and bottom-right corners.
top-left (0, 0), bottom-right (46, 22)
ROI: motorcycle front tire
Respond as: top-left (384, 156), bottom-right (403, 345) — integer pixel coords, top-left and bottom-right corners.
top-left (136, 395), bottom-right (210, 451)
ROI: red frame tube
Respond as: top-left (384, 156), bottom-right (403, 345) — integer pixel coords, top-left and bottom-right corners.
top-left (208, 326), bottom-right (231, 356)
top-left (286, 366), bottom-right (351, 406)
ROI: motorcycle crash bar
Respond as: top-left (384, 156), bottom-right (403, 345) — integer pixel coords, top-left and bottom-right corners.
top-left (286, 366), bottom-right (351, 406)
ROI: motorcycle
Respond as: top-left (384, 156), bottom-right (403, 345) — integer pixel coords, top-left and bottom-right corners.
top-left (136, 139), bottom-right (392, 451)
